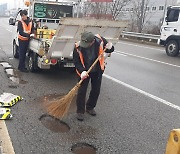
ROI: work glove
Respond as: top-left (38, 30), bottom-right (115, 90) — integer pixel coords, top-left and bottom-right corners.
top-left (80, 71), bottom-right (88, 80)
top-left (104, 53), bottom-right (111, 59)
top-left (30, 34), bottom-right (35, 38)
top-left (105, 42), bottom-right (113, 50)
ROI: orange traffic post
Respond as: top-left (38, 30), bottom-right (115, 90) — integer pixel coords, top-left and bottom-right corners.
top-left (165, 129), bottom-right (180, 154)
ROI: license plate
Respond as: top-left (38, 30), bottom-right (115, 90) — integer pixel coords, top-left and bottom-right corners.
top-left (64, 63), bottom-right (75, 67)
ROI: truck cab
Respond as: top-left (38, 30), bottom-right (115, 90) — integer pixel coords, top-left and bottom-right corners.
top-left (158, 5), bottom-right (180, 56)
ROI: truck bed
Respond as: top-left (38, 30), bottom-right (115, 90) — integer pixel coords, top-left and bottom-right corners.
top-left (48, 18), bottom-right (128, 59)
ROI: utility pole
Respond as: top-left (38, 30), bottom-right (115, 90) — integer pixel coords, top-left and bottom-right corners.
top-left (163, 0), bottom-right (167, 19)
top-left (139, 0), bottom-right (145, 32)
top-left (76, 0), bottom-right (81, 18)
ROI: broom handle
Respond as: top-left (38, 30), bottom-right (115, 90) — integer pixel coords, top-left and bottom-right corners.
top-left (78, 48), bottom-right (107, 85)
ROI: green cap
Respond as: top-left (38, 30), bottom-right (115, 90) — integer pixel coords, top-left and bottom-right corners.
top-left (80, 31), bottom-right (95, 48)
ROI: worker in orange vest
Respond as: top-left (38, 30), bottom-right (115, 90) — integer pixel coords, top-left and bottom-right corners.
top-left (17, 10), bottom-right (34, 72)
top-left (73, 31), bottom-right (114, 121)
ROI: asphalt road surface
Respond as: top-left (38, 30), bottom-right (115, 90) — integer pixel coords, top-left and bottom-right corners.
top-left (0, 17), bottom-right (180, 154)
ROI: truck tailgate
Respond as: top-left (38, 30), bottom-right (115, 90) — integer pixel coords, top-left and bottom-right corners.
top-left (48, 18), bottom-right (128, 59)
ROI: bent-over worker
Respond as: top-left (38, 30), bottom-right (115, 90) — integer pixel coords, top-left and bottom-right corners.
top-left (73, 31), bottom-right (114, 121)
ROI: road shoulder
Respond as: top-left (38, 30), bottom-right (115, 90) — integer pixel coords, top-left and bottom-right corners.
top-left (0, 121), bottom-right (15, 154)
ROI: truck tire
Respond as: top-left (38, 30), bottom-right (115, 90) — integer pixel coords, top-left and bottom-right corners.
top-left (13, 41), bottom-right (19, 58)
top-left (166, 40), bottom-right (179, 57)
top-left (27, 52), bottom-right (39, 72)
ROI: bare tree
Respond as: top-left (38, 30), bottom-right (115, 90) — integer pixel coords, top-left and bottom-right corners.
top-left (131, 0), bottom-right (149, 32)
top-left (110, 0), bottom-right (131, 20)
top-left (82, 0), bottom-right (131, 20)
top-left (130, 0), bottom-right (158, 33)
top-left (82, 2), bottom-right (110, 19)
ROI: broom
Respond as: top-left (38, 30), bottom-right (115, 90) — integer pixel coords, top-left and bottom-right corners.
top-left (46, 49), bottom-right (107, 118)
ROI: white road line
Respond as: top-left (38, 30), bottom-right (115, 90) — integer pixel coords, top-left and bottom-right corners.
top-left (117, 41), bottom-right (164, 51)
top-left (113, 52), bottom-right (127, 56)
top-left (103, 74), bottom-right (180, 111)
top-left (115, 50), bottom-right (180, 68)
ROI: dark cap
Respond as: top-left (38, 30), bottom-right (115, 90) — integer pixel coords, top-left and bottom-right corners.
top-left (20, 10), bottom-right (28, 16)
top-left (80, 31), bottom-right (95, 48)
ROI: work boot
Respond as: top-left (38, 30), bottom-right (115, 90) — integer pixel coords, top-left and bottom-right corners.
top-left (77, 113), bottom-right (84, 121)
top-left (19, 68), bottom-right (29, 73)
top-left (86, 109), bottom-right (96, 116)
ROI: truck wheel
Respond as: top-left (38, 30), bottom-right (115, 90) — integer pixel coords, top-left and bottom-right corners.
top-left (27, 52), bottom-right (39, 72)
top-left (166, 40), bottom-right (179, 57)
top-left (13, 41), bottom-right (19, 58)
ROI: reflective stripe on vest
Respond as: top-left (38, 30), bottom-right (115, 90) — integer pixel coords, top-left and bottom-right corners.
top-left (75, 34), bottom-right (105, 76)
top-left (95, 34), bottom-right (105, 71)
top-left (18, 20), bottom-right (32, 41)
top-left (75, 42), bottom-right (85, 76)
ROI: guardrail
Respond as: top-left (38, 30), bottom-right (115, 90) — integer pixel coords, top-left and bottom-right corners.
top-left (121, 31), bottom-right (160, 41)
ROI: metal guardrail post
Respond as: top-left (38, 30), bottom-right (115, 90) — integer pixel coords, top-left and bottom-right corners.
top-left (121, 31), bottom-right (160, 41)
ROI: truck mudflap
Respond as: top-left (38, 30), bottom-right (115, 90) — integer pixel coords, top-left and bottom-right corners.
top-left (157, 39), bottom-right (166, 46)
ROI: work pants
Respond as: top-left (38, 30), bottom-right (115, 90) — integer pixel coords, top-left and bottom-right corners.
top-left (18, 39), bottom-right (29, 70)
top-left (76, 72), bottom-right (102, 113)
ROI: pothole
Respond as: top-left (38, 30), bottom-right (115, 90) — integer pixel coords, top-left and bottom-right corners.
top-left (43, 94), bottom-right (63, 102)
top-left (39, 114), bottom-right (70, 133)
top-left (71, 143), bottom-right (97, 154)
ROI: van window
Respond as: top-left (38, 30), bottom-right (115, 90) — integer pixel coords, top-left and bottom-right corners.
top-left (166, 9), bottom-right (180, 22)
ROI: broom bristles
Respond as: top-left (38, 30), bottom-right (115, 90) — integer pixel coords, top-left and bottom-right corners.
top-left (46, 83), bottom-right (80, 118)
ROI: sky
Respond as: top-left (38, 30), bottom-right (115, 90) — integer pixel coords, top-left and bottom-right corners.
top-left (0, 0), bottom-right (24, 9)
top-left (0, 0), bottom-right (179, 10)
top-left (0, 0), bottom-right (78, 9)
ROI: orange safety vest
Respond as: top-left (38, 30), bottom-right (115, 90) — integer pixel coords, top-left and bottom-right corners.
top-left (75, 34), bottom-right (105, 76)
top-left (18, 20), bottom-right (32, 41)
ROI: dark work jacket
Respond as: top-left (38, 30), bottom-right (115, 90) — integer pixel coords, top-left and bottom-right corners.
top-left (17, 17), bottom-right (34, 41)
top-left (73, 36), bottom-right (114, 74)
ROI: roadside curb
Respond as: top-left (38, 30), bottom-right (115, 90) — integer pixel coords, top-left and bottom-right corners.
top-left (0, 48), bottom-right (15, 154)
top-left (0, 121), bottom-right (15, 154)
